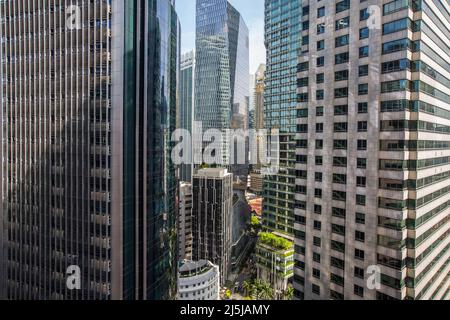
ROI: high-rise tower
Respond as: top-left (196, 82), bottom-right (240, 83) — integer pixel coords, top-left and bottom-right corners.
top-left (0, 0), bottom-right (180, 300)
top-left (294, 0), bottom-right (450, 300)
top-left (194, 0), bottom-right (250, 181)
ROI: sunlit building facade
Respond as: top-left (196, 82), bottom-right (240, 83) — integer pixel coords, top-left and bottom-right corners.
top-left (294, 0), bottom-right (450, 300)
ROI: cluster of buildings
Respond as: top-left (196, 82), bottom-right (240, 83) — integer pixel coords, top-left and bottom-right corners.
top-left (0, 0), bottom-right (449, 301)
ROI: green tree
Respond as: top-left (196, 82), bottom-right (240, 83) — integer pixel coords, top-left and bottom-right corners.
top-left (243, 281), bottom-right (252, 297)
top-left (281, 285), bottom-right (294, 300)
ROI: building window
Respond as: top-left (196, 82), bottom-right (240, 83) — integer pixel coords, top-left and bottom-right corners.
top-left (360, 8), bottom-right (370, 20)
top-left (356, 194), bottom-right (366, 206)
top-left (316, 106), bottom-right (324, 116)
top-left (355, 267), bottom-right (365, 279)
top-left (313, 268), bottom-right (321, 279)
top-left (313, 237), bottom-right (322, 247)
top-left (335, 52), bottom-right (349, 64)
top-left (312, 284), bottom-right (321, 295)
top-left (316, 90), bottom-right (324, 100)
top-left (314, 221), bottom-right (322, 231)
top-left (313, 252), bottom-right (321, 263)
top-left (335, 70), bottom-right (349, 81)
top-left (359, 27), bottom-right (369, 39)
top-left (357, 176), bottom-right (367, 187)
top-left (334, 104), bottom-right (348, 115)
top-left (357, 158), bottom-right (367, 169)
top-left (317, 6), bottom-right (325, 18)
top-left (356, 231), bottom-right (366, 243)
top-left (354, 285), bottom-right (364, 297)
top-left (359, 65), bottom-right (369, 77)
top-left (335, 34), bottom-right (349, 47)
top-left (317, 23), bottom-right (325, 34)
top-left (358, 83), bottom-right (368, 95)
top-left (335, 17), bottom-right (350, 30)
top-left (355, 249), bottom-right (365, 261)
top-left (317, 56), bottom-right (325, 67)
top-left (359, 46), bottom-right (369, 58)
top-left (316, 73), bottom-right (324, 84)
top-left (336, 0), bottom-right (350, 13)
top-left (335, 87), bottom-right (348, 98)
top-left (358, 102), bottom-right (368, 113)
top-left (356, 212), bottom-right (366, 224)
top-left (357, 140), bottom-right (367, 151)
top-left (331, 240), bottom-right (345, 253)
top-left (358, 121), bottom-right (368, 132)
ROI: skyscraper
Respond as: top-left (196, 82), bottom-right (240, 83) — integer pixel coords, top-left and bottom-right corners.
top-left (194, 0), bottom-right (250, 180)
top-left (294, 0), bottom-right (450, 300)
top-left (262, 0), bottom-right (301, 235)
top-left (257, 0), bottom-right (301, 292)
top-left (0, 0), bottom-right (180, 300)
top-left (178, 182), bottom-right (193, 261)
top-left (250, 64), bottom-right (266, 195)
top-left (191, 168), bottom-right (233, 285)
top-left (179, 51), bottom-right (195, 183)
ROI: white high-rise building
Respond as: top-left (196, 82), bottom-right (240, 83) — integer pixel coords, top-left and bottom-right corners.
top-left (294, 0), bottom-right (450, 300)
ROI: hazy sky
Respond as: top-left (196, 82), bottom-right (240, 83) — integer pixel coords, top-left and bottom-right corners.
top-left (175, 0), bottom-right (266, 74)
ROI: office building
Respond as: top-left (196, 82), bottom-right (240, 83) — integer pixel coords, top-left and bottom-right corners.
top-left (194, 0), bottom-right (250, 181)
top-left (180, 51), bottom-right (195, 183)
top-left (178, 260), bottom-right (220, 300)
top-left (294, 0), bottom-right (450, 300)
top-left (250, 64), bottom-right (266, 194)
top-left (178, 182), bottom-right (193, 261)
top-left (262, 0), bottom-right (300, 236)
top-left (257, 0), bottom-right (301, 290)
top-left (0, 0), bottom-right (180, 300)
top-left (192, 168), bottom-right (233, 285)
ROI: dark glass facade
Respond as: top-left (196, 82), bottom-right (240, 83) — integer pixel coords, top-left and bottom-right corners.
top-left (0, 0), bottom-right (179, 300)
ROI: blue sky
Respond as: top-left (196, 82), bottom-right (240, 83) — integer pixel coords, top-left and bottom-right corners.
top-left (175, 0), bottom-right (266, 73)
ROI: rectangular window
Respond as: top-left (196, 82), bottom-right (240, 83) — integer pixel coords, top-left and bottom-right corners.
top-left (317, 6), bottom-right (325, 18)
top-left (335, 70), bottom-right (349, 81)
top-left (358, 102), bottom-right (368, 114)
top-left (335, 35), bottom-right (349, 47)
top-left (360, 8), bottom-right (370, 20)
top-left (335, 52), bottom-right (349, 64)
top-left (336, 0), bottom-right (350, 13)
top-left (317, 56), bottom-right (325, 67)
top-left (358, 84), bottom-right (369, 95)
top-left (316, 73), bottom-right (324, 84)
top-left (334, 104), bottom-right (348, 115)
top-left (333, 157), bottom-right (347, 167)
top-left (317, 40), bottom-right (325, 51)
top-left (359, 46), bottom-right (369, 57)
top-left (335, 17), bottom-right (350, 30)
top-left (360, 27), bottom-right (369, 39)
top-left (359, 65), bottom-right (369, 77)
top-left (335, 87), bottom-right (348, 98)
top-left (334, 140), bottom-right (348, 150)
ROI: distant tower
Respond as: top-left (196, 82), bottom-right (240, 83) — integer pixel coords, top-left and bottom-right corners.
top-left (194, 0), bottom-right (250, 181)
top-left (191, 168), bottom-right (233, 285)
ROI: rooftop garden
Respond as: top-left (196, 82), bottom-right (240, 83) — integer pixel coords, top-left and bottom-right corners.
top-left (258, 232), bottom-right (293, 251)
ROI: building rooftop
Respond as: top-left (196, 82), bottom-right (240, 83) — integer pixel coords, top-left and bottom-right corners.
top-left (194, 168), bottom-right (232, 178)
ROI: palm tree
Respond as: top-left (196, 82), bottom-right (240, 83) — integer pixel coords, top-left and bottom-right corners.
top-left (281, 285), bottom-right (294, 300)
top-left (258, 282), bottom-right (274, 300)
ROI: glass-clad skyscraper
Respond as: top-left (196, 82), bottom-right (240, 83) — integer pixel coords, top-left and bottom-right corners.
top-left (180, 51), bottom-right (195, 182)
top-left (195, 0), bottom-right (249, 180)
top-left (262, 0), bottom-right (301, 236)
top-left (255, 0), bottom-right (301, 294)
top-left (0, 0), bottom-right (179, 300)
